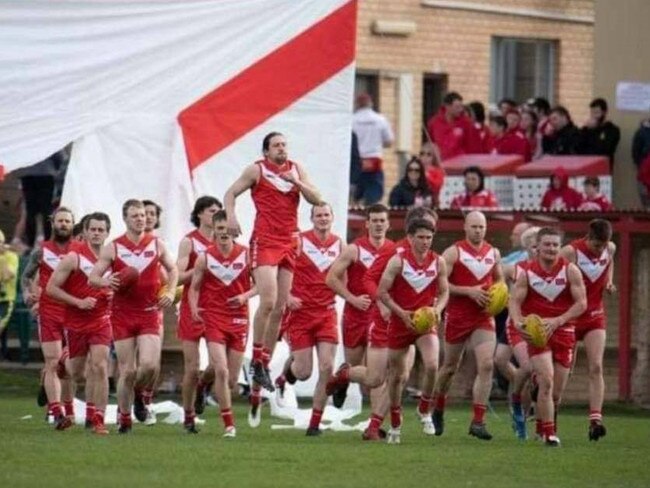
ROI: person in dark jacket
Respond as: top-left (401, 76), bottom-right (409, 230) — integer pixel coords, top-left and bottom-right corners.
top-left (388, 158), bottom-right (433, 207)
top-left (632, 117), bottom-right (650, 207)
top-left (578, 98), bottom-right (620, 171)
top-left (542, 106), bottom-right (581, 155)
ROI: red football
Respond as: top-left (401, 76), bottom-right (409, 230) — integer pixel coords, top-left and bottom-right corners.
top-left (116, 266), bottom-right (139, 291)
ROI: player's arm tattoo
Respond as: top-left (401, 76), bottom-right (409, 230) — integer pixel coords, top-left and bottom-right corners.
top-left (21, 245), bottom-right (42, 297)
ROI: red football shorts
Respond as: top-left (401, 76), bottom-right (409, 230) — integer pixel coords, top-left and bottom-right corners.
top-left (204, 314), bottom-right (249, 353)
top-left (67, 320), bottom-right (112, 359)
top-left (250, 237), bottom-right (296, 272)
top-left (368, 308), bottom-right (389, 349)
top-left (388, 316), bottom-right (437, 350)
top-left (112, 309), bottom-right (161, 341)
top-left (38, 315), bottom-right (66, 343)
top-left (284, 306), bottom-right (338, 351)
top-left (573, 314), bottom-right (606, 342)
top-left (528, 327), bottom-right (576, 369)
top-left (342, 304), bottom-right (369, 349)
top-left (444, 314), bottom-right (495, 344)
top-left (177, 305), bottom-right (206, 342)
top-left (506, 319), bottom-right (524, 348)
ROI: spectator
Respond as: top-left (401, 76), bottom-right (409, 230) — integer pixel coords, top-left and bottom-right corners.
top-left (631, 116), bottom-right (650, 207)
top-left (450, 166), bottom-right (499, 209)
top-left (578, 176), bottom-right (612, 211)
top-left (498, 98), bottom-right (518, 116)
top-left (579, 98), bottom-right (620, 171)
top-left (388, 158), bottom-right (433, 208)
top-left (12, 150), bottom-right (66, 248)
top-left (349, 131), bottom-right (361, 204)
top-left (418, 142), bottom-right (445, 206)
top-left (0, 230), bottom-right (19, 360)
top-left (427, 91), bottom-right (475, 160)
top-left (529, 96), bottom-right (553, 141)
top-left (520, 109), bottom-right (540, 159)
top-left (468, 101), bottom-right (492, 153)
top-left (489, 115), bottom-right (531, 162)
top-left (542, 106), bottom-right (581, 155)
top-left (505, 108), bottom-right (521, 132)
top-left (540, 167), bottom-right (583, 210)
top-left (352, 93), bottom-right (394, 205)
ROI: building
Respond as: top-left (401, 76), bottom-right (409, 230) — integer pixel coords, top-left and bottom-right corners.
top-left (356, 0), bottom-right (595, 195)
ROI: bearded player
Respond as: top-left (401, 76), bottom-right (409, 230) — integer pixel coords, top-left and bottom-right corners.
top-left (224, 132), bottom-right (321, 391)
top-left (89, 199), bottom-right (178, 433)
top-left (46, 213), bottom-right (113, 435)
top-left (176, 196), bottom-right (222, 431)
top-left (509, 227), bottom-right (587, 446)
top-left (431, 211), bottom-right (504, 440)
top-left (189, 210), bottom-right (256, 438)
top-left (273, 203), bottom-right (342, 436)
top-left (378, 218), bottom-right (449, 444)
top-left (327, 206), bottom-right (438, 440)
top-left (21, 207), bottom-right (76, 430)
top-left (560, 219), bottom-right (615, 441)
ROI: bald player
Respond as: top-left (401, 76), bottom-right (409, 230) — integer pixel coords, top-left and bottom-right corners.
top-left (432, 211), bottom-right (504, 440)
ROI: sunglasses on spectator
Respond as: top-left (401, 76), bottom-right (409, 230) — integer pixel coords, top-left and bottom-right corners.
top-left (407, 167), bottom-right (421, 173)
top-left (419, 151), bottom-right (433, 156)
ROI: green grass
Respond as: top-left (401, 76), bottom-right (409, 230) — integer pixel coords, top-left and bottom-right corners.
top-left (1, 370), bottom-right (649, 488)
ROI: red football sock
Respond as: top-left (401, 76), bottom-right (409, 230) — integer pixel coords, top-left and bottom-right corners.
top-left (309, 409), bottom-right (323, 430)
top-left (472, 403), bottom-right (487, 424)
top-left (252, 343), bottom-right (263, 363)
top-left (250, 384), bottom-right (262, 407)
top-left (221, 408), bottom-right (234, 428)
top-left (589, 409), bottom-right (603, 423)
top-left (64, 400), bottom-right (75, 417)
top-left (93, 409), bottom-right (105, 426)
top-left (49, 401), bottom-right (63, 418)
top-left (434, 394), bottom-right (447, 412)
top-left (262, 347), bottom-right (271, 369)
top-left (337, 365), bottom-right (350, 384)
top-left (368, 413), bottom-right (384, 432)
top-left (85, 402), bottom-right (96, 422)
top-left (184, 410), bottom-right (195, 425)
top-left (142, 388), bottom-right (154, 406)
top-left (418, 395), bottom-right (433, 415)
top-left (276, 374), bottom-right (287, 389)
top-left (542, 421), bottom-right (555, 438)
top-left (119, 411), bottom-right (132, 427)
top-left (511, 393), bottom-right (522, 405)
top-left (390, 405), bottom-right (402, 429)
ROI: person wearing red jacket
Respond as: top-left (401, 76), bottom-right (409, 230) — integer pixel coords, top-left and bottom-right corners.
top-left (450, 166), bottom-right (499, 209)
top-left (468, 101), bottom-right (492, 154)
top-left (490, 115), bottom-right (532, 162)
top-left (578, 176), bottom-right (612, 211)
top-left (540, 167), bottom-right (583, 210)
top-left (427, 92), bottom-right (476, 161)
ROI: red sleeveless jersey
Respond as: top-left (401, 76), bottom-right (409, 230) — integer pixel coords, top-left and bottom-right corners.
top-left (199, 243), bottom-right (251, 320)
top-left (522, 258), bottom-right (575, 328)
top-left (570, 238), bottom-right (612, 320)
top-left (389, 247), bottom-right (440, 312)
top-left (63, 242), bottom-right (112, 331)
top-left (38, 240), bottom-right (72, 323)
top-left (344, 236), bottom-right (393, 315)
top-left (250, 159), bottom-right (300, 245)
top-left (363, 238), bottom-right (407, 300)
top-left (112, 233), bottom-right (161, 315)
top-left (446, 240), bottom-right (497, 322)
top-left (179, 229), bottom-right (214, 314)
top-left (291, 230), bottom-right (342, 310)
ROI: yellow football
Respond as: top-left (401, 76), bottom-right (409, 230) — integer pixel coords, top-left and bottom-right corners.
top-left (412, 306), bottom-right (438, 334)
top-left (522, 314), bottom-right (547, 348)
top-left (158, 285), bottom-right (183, 305)
top-left (485, 281), bottom-right (509, 316)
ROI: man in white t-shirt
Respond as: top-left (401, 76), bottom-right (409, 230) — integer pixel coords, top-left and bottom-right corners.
top-left (352, 93), bottom-right (394, 205)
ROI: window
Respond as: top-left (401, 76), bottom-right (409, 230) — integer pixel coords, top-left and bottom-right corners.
top-left (422, 73), bottom-right (448, 142)
top-left (491, 37), bottom-right (557, 104)
top-left (354, 71), bottom-right (379, 109)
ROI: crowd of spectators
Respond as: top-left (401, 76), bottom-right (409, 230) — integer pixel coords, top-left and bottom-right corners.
top-left (350, 89), bottom-right (650, 210)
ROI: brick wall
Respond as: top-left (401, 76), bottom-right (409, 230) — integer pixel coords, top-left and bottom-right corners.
top-left (356, 0), bottom-right (595, 197)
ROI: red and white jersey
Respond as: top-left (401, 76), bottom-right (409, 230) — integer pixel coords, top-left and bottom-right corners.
top-left (63, 242), bottom-right (112, 331)
top-left (112, 233), bottom-right (161, 315)
top-left (291, 230), bottom-right (341, 309)
top-left (38, 240), bottom-right (72, 323)
top-left (389, 247), bottom-right (440, 312)
top-left (346, 236), bottom-right (394, 302)
top-left (199, 243), bottom-right (251, 320)
top-left (250, 159), bottom-right (300, 245)
top-left (179, 229), bottom-right (214, 311)
top-left (521, 258), bottom-right (575, 328)
top-left (446, 240), bottom-right (497, 322)
top-left (577, 194), bottom-right (612, 212)
top-left (570, 238), bottom-right (612, 319)
top-left (363, 238), bottom-right (407, 299)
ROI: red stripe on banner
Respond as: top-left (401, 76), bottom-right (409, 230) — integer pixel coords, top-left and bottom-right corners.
top-left (179, 1), bottom-right (357, 171)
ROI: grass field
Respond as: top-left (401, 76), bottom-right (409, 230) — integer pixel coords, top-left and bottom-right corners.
top-left (1, 369), bottom-right (650, 488)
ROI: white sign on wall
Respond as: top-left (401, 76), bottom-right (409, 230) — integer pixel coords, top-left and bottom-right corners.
top-left (616, 81), bottom-right (650, 112)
